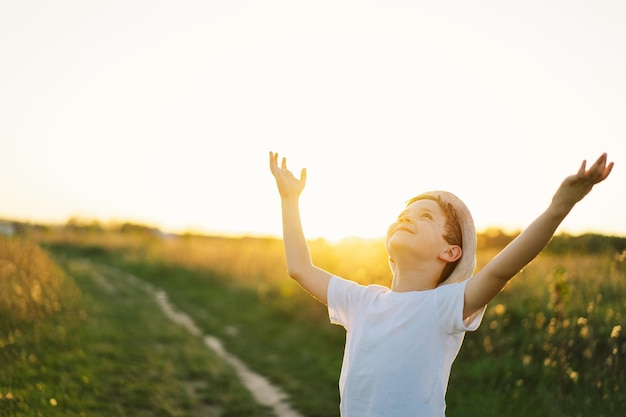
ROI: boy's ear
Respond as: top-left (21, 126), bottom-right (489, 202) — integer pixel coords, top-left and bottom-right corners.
top-left (439, 245), bottom-right (462, 263)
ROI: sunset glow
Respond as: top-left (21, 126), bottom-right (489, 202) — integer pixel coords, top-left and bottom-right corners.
top-left (1, 1), bottom-right (624, 240)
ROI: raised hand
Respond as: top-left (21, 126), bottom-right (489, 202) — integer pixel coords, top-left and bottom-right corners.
top-left (464, 153), bottom-right (614, 319)
top-left (552, 153), bottom-right (614, 210)
top-left (269, 151), bottom-right (307, 199)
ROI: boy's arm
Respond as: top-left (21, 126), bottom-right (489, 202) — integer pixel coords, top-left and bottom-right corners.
top-left (269, 152), bottom-right (332, 305)
top-left (464, 153), bottom-right (614, 319)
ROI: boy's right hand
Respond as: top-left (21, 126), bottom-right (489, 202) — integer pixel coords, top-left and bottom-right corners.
top-left (269, 151), bottom-right (307, 199)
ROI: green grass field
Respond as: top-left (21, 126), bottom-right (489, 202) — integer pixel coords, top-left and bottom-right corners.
top-left (0, 237), bottom-right (271, 417)
top-left (2, 230), bottom-right (625, 416)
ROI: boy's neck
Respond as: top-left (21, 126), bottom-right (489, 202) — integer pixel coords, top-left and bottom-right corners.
top-left (390, 266), bottom-right (440, 292)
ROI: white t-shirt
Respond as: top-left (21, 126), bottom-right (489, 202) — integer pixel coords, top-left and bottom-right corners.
top-left (328, 275), bottom-right (485, 417)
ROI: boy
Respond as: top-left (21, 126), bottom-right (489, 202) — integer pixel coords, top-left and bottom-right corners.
top-left (269, 151), bottom-right (613, 417)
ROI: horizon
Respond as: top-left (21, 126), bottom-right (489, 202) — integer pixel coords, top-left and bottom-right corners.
top-left (3, 214), bottom-right (625, 242)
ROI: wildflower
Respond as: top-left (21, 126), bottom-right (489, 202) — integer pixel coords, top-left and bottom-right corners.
top-left (610, 325), bottom-right (621, 339)
top-left (493, 304), bottom-right (506, 315)
top-left (579, 326), bottom-right (589, 339)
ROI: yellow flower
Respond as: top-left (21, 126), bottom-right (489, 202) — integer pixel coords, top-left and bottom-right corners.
top-left (610, 325), bottom-right (621, 339)
top-left (493, 304), bottom-right (506, 316)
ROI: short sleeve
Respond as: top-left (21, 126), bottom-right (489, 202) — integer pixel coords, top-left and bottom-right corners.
top-left (435, 278), bottom-right (485, 334)
top-left (327, 276), bottom-right (367, 329)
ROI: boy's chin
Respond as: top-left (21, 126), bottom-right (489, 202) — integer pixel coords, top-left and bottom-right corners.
top-left (386, 236), bottom-right (417, 257)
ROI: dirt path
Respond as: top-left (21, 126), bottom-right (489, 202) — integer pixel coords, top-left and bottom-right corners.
top-left (72, 259), bottom-right (304, 417)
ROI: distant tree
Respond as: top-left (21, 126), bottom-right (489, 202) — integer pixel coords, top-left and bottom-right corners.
top-left (546, 233), bottom-right (626, 254)
top-left (477, 228), bottom-right (518, 250)
top-left (117, 222), bottom-right (161, 236)
top-left (64, 217), bottom-right (104, 234)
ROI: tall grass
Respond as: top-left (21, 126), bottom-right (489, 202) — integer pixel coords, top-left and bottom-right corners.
top-left (449, 249), bottom-right (626, 416)
top-left (0, 236), bottom-right (82, 413)
top-left (0, 236), bottom-right (79, 326)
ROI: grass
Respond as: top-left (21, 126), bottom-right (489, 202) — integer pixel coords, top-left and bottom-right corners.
top-left (46, 243), bottom-right (344, 417)
top-left (0, 237), bottom-right (271, 416)
top-left (446, 250), bottom-right (626, 417)
top-left (7, 229), bottom-right (626, 416)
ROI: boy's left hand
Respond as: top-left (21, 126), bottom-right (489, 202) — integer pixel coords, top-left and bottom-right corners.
top-left (552, 153), bottom-right (614, 210)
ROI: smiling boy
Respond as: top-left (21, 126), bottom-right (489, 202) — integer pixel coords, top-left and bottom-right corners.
top-left (269, 151), bottom-right (613, 417)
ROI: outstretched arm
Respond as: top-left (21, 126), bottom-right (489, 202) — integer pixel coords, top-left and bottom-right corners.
top-left (464, 153), bottom-right (614, 319)
top-left (269, 152), bottom-right (332, 304)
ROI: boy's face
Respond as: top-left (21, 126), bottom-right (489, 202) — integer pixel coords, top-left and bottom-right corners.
top-left (386, 199), bottom-right (452, 262)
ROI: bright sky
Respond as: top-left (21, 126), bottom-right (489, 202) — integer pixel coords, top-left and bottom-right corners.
top-left (1, 0), bottom-right (624, 241)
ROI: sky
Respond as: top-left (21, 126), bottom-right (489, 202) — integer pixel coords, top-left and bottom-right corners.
top-left (1, 0), bottom-right (624, 241)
